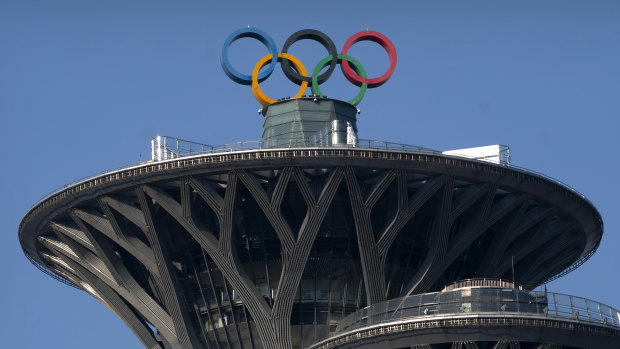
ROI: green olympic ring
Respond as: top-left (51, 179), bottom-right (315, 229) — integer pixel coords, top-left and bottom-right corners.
top-left (311, 54), bottom-right (367, 107)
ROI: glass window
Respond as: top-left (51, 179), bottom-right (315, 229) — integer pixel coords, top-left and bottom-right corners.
top-left (303, 290), bottom-right (314, 301)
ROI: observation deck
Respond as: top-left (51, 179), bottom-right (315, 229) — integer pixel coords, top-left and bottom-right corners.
top-left (19, 99), bottom-right (604, 349)
top-left (310, 279), bottom-right (620, 349)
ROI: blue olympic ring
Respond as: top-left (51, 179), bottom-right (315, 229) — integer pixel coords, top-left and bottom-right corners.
top-left (221, 27), bottom-right (278, 86)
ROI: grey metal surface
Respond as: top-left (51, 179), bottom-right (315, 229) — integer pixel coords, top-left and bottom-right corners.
top-left (19, 147), bottom-right (604, 348)
top-left (261, 98), bottom-right (358, 148)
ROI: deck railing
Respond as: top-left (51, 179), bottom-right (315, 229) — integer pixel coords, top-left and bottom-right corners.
top-left (149, 135), bottom-right (441, 161)
top-left (336, 287), bottom-right (620, 334)
top-left (30, 136), bottom-right (593, 219)
top-left (146, 136), bottom-right (591, 207)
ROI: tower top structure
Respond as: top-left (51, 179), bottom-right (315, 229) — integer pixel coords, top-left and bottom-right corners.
top-left (17, 28), bottom-right (617, 349)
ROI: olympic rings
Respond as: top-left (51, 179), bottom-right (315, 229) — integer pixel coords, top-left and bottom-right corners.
top-left (341, 31), bottom-right (397, 88)
top-left (280, 29), bottom-right (338, 87)
top-left (252, 53), bottom-right (308, 107)
top-left (221, 27), bottom-right (278, 85)
top-left (311, 55), bottom-right (367, 107)
top-left (222, 28), bottom-right (397, 107)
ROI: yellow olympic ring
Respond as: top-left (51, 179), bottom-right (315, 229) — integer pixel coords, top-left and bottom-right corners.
top-left (251, 53), bottom-right (308, 107)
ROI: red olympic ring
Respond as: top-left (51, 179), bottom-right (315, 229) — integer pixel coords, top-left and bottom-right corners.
top-left (341, 31), bottom-right (397, 88)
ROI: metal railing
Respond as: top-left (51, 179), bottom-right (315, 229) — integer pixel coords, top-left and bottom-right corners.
top-left (151, 135), bottom-right (214, 161)
top-left (147, 136), bottom-right (592, 207)
top-left (29, 136), bottom-right (594, 218)
top-left (149, 135), bottom-right (441, 161)
top-left (336, 287), bottom-right (620, 334)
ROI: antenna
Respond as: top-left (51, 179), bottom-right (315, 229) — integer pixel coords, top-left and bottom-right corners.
top-left (511, 256), bottom-right (515, 286)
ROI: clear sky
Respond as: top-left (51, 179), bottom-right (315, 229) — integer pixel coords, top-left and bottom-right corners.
top-left (1, 1), bottom-right (619, 347)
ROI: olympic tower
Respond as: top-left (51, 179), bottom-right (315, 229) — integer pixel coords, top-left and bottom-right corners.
top-left (19, 28), bottom-right (620, 349)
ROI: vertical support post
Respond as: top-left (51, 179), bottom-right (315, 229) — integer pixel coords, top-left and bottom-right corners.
top-left (151, 138), bottom-right (156, 161)
top-left (163, 136), bottom-right (168, 160)
top-left (156, 136), bottom-right (163, 161)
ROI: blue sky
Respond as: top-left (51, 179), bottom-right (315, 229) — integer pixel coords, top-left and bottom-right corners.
top-left (1, 1), bottom-right (619, 347)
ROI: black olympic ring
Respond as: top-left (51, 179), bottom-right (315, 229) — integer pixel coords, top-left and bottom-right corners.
top-left (280, 29), bottom-right (338, 87)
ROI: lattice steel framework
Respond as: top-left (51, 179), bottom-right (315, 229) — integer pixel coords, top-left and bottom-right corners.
top-left (19, 149), bottom-right (602, 349)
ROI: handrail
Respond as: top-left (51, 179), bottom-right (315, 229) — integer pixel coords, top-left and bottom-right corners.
top-left (27, 139), bottom-right (441, 209)
top-left (335, 288), bottom-right (620, 334)
top-left (29, 137), bottom-right (593, 211)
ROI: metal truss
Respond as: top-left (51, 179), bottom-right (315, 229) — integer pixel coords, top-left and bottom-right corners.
top-left (21, 151), bottom-right (601, 348)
